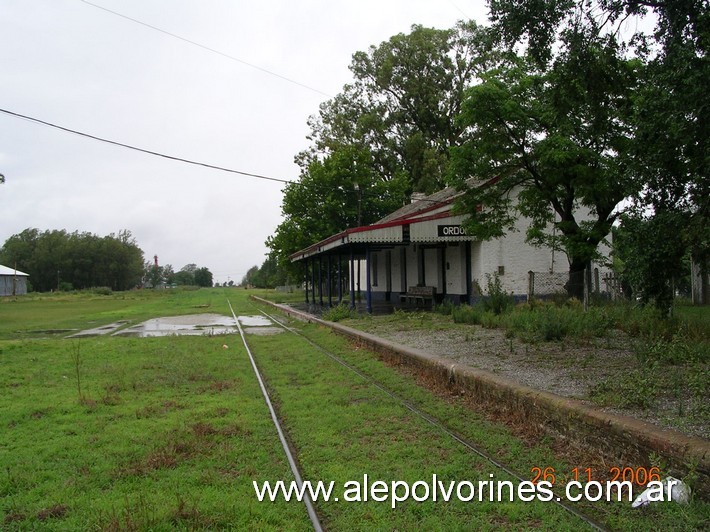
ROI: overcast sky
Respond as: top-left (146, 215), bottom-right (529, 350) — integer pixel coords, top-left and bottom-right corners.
top-left (0, 0), bottom-right (489, 284)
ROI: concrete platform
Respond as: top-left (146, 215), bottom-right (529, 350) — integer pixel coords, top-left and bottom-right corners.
top-left (254, 296), bottom-right (710, 500)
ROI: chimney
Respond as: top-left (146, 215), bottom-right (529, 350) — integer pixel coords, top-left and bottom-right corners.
top-left (154, 255), bottom-right (159, 267)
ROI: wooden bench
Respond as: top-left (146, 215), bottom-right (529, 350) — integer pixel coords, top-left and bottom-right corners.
top-left (401, 286), bottom-right (437, 308)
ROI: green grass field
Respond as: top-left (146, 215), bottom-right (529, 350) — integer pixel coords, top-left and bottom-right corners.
top-left (1, 289), bottom-right (707, 530)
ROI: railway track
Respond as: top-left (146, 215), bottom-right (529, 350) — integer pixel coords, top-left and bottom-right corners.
top-left (230, 298), bottom-right (606, 531)
top-left (227, 300), bottom-right (323, 531)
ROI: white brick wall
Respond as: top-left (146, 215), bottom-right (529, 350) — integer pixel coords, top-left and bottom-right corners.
top-left (360, 186), bottom-right (614, 299)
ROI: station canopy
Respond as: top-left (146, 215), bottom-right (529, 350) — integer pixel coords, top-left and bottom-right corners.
top-left (290, 178), bottom-right (484, 262)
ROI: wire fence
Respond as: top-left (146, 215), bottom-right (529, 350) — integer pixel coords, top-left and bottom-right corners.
top-left (528, 268), bottom-right (623, 307)
top-left (276, 285), bottom-right (300, 293)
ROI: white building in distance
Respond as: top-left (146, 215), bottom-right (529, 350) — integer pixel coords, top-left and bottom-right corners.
top-left (0, 264), bottom-right (29, 296)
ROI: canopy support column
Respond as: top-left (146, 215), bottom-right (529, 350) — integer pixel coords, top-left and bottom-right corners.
top-left (318, 257), bottom-right (323, 306)
top-left (349, 247), bottom-right (356, 310)
top-left (326, 255), bottom-right (332, 308)
top-left (337, 254), bottom-right (343, 304)
top-left (466, 241), bottom-right (473, 304)
top-left (310, 257), bottom-right (316, 309)
top-left (366, 247), bottom-right (373, 314)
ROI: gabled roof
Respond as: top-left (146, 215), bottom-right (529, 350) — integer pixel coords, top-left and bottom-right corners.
top-left (0, 265), bottom-right (29, 277)
top-left (377, 177), bottom-right (484, 224)
top-left (289, 178), bottom-right (486, 262)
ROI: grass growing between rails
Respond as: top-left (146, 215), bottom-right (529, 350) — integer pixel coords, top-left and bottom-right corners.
top-left (2, 289), bottom-right (708, 529)
top-left (249, 311), bottom-right (710, 530)
top-left (249, 318), bottom-right (583, 529)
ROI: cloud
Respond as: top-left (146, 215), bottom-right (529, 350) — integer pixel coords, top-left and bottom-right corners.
top-left (0, 0), bottom-right (487, 283)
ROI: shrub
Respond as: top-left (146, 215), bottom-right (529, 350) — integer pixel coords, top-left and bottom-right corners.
top-left (452, 304), bottom-right (484, 325)
top-left (480, 311), bottom-right (500, 329)
top-left (502, 306), bottom-right (566, 341)
top-left (322, 304), bottom-right (357, 322)
top-left (58, 282), bottom-right (74, 292)
top-left (590, 369), bottom-right (657, 410)
top-left (92, 286), bottom-right (112, 296)
top-left (435, 299), bottom-right (455, 316)
top-left (538, 309), bottom-right (568, 341)
top-left (636, 329), bottom-right (708, 366)
top-left (503, 304), bottom-right (615, 342)
top-left (482, 273), bottom-right (514, 315)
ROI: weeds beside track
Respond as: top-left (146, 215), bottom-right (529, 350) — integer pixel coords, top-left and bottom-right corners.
top-left (256, 307), bottom-right (605, 531)
top-left (2, 289), bottom-right (707, 530)
top-left (246, 296), bottom-right (710, 530)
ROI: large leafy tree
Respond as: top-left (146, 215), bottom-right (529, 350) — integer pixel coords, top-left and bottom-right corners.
top-left (240, 256), bottom-right (290, 289)
top-left (241, 265), bottom-right (260, 287)
top-left (171, 263), bottom-right (198, 286)
top-left (345, 21), bottom-right (498, 193)
top-left (631, 0), bottom-right (709, 275)
top-left (173, 269), bottom-right (194, 286)
top-left (308, 21), bottom-right (498, 194)
top-left (193, 267), bottom-right (213, 288)
top-left (613, 212), bottom-right (690, 311)
top-left (450, 26), bottom-right (640, 296)
top-left (483, 0), bottom-right (709, 306)
top-left (268, 22), bottom-right (497, 271)
top-left (143, 261), bottom-right (164, 289)
top-left (266, 146), bottom-right (407, 277)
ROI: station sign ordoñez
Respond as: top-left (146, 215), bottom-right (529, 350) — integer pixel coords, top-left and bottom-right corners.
top-left (437, 225), bottom-right (466, 237)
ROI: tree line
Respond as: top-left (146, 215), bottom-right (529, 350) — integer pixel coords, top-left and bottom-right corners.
top-left (0, 228), bottom-right (215, 292)
top-left (0, 228), bottom-right (144, 292)
top-left (240, 255), bottom-right (287, 288)
top-left (262, 0), bottom-right (707, 311)
top-left (144, 262), bottom-right (214, 289)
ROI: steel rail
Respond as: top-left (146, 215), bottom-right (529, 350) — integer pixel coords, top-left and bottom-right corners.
top-left (258, 308), bottom-right (607, 532)
top-left (227, 300), bottom-right (323, 532)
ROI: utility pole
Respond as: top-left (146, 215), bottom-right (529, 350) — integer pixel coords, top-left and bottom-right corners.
top-left (353, 183), bottom-right (362, 227)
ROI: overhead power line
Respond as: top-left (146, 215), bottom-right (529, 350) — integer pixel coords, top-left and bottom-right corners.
top-left (0, 108), bottom-right (292, 184)
top-left (79, 0), bottom-right (333, 98)
top-left (1, 107), bottom-right (451, 209)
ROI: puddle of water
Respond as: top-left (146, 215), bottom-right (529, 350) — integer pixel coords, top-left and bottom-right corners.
top-left (82, 313), bottom-right (279, 338)
top-left (27, 329), bottom-right (78, 337)
top-left (238, 315), bottom-right (272, 327)
top-left (113, 313), bottom-right (238, 338)
top-left (30, 329), bottom-right (77, 334)
top-left (244, 326), bottom-right (283, 336)
top-left (68, 321), bottom-right (129, 338)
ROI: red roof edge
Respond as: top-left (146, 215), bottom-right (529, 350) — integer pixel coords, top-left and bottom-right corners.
top-left (289, 208), bottom-right (459, 261)
top-left (289, 176), bottom-right (502, 261)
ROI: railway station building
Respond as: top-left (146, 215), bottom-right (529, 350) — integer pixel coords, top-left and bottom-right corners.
top-left (290, 179), bottom-right (613, 312)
